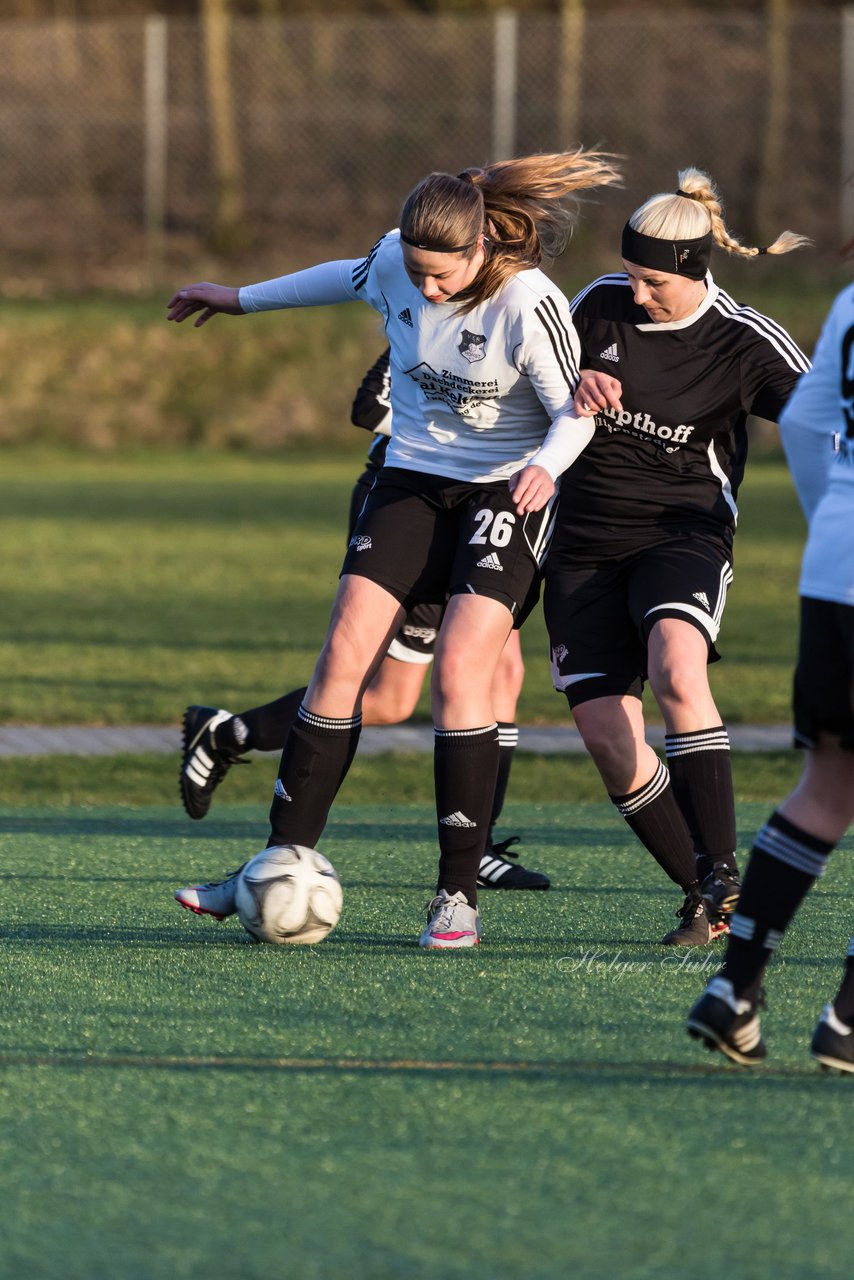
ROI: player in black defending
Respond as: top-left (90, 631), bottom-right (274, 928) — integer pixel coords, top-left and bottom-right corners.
top-left (168, 149), bottom-right (621, 947)
top-left (544, 167), bottom-right (810, 945)
top-left (178, 348), bottom-right (550, 893)
top-left (687, 279), bottom-right (854, 1070)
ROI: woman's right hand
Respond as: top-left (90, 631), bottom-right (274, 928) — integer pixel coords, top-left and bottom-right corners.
top-left (166, 283), bottom-right (243, 327)
top-left (575, 369), bottom-right (623, 416)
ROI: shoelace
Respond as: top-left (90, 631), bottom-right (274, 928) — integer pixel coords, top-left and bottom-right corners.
top-left (676, 889), bottom-right (702, 921)
top-left (425, 895), bottom-right (465, 931)
top-left (211, 752), bottom-right (250, 776)
top-left (489, 836), bottom-right (521, 861)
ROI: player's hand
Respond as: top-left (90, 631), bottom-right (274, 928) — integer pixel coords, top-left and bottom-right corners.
top-left (575, 369), bottom-right (623, 416)
top-left (166, 283), bottom-right (243, 327)
top-left (508, 464), bottom-right (555, 514)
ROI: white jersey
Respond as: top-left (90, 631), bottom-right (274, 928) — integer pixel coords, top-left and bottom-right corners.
top-left (239, 230), bottom-right (591, 484)
top-left (779, 282), bottom-right (854, 606)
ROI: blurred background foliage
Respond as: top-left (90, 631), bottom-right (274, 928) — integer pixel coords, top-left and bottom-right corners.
top-left (0, 0), bottom-right (846, 445)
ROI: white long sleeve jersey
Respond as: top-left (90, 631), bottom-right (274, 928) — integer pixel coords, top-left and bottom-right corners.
top-left (239, 230), bottom-right (591, 484)
top-left (779, 282), bottom-right (854, 606)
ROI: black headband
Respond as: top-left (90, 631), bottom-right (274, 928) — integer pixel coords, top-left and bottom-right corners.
top-left (399, 230), bottom-right (479, 254)
top-left (621, 222), bottom-right (713, 280)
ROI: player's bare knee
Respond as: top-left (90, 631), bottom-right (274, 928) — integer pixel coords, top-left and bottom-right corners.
top-left (573, 710), bottom-right (639, 789)
top-left (649, 662), bottom-right (707, 718)
top-left (494, 649), bottom-right (525, 701)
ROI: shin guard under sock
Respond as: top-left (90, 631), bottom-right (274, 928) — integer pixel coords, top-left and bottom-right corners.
top-left (268, 704), bottom-right (361, 848)
top-left (488, 721), bottom-right (518, 836)
top-left (722, 811), bottom-right (832, 1004)
top-left (434, 724), bottom-right (499, 907)
top-left (665, 726), bottom-right (737, 882)
top-left (610, 759), bottom-right (698, 891)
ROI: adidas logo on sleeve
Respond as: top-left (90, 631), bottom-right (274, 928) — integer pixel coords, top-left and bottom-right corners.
top-left (599, 342), bottom-right (619, 362)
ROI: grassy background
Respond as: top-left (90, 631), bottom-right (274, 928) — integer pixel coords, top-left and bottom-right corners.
top-left (0, 749), bottom-right (806, 811)
top-left (0, 447), bottom-right (804, 726)
top-left (0, 270), bottom-right (842, 449)
top-left (0, 283), bottom-right (845, 1279)
top-left (0, 429), bottom-right (833, 1274)
top-left (1, 802), bottom-right (852, 1280)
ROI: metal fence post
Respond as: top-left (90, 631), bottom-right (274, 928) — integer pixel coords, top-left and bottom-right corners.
top-left (144, 13), bottom-right (167, 290)
top-left (492, 9), bottom-right (517, 162)
top-left (843, 7), bottom-right (854, 241)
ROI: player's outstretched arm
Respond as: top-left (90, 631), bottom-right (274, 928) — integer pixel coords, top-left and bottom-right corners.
top-left (167, 283), bottom-right (243, 327)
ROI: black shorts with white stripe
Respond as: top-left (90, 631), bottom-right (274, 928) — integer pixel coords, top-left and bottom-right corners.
top-left (545, 530), bottom-right (733, 707)
top-left (341, 466), bottom-right (556, 625)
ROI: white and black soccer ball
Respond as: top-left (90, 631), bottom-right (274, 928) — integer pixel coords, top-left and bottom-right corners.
top-left (235, 844), bottom-right (342, 945)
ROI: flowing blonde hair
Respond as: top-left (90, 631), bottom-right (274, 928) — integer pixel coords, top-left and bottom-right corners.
top-left (399, 148), bottom-right (622, 310)
top-left (630, 167), bottom-right (810, 259)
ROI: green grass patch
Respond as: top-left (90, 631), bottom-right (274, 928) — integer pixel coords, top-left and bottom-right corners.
top-left (0, 749), bottom-right (806, 810)
top-left (0, 448), bottom-right (803, 726)
top-left (0, 299), bottom-right (384, 448)
top-left (1, 801), bottom-right (852, 1279)
top-left (0, 274), bottom-right (840, 450)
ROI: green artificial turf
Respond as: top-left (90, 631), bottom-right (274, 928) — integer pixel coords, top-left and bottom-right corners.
top-left (0, 448), bottom-right (804, 726)
top-left (1, 801), bottom-right (852, 1280)
top-left (0, 748), bottom-right (806, 808)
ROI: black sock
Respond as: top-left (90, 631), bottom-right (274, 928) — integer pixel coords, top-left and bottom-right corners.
top-left (722, 811), bottom-right (833, 1004)
top-left (488, 721), bottom-right (518, 842)
top-left (610, 759), bottom-right (698, 891)
top-left (434, 725), bottom-right (499, 907)
top-left (268, 704), bottom-right (361, 848)
top-left (665, 726), bottom-right (737, 881)
top-left (833, 940), bottom-right (854, 1025)
top-left (215, 687), bottom-right (308, 754)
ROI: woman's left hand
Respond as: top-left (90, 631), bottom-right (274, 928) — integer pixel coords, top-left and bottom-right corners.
top-left (508, 464), bottom-right (555, 514)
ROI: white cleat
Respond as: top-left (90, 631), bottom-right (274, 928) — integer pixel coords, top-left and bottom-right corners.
top-left (174, 869), bottom-right (242, 920)
top-left (419, 888), bottom-right (482, 949)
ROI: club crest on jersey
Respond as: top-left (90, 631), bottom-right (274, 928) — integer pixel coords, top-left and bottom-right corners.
top-left (458, 330), bottom-right (487, 363)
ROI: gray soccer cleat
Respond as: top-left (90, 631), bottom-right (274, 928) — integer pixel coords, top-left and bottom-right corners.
top-left (419, 888), bottom-right (482, 949)
top-left (174, 867), bottom-right (243, 920)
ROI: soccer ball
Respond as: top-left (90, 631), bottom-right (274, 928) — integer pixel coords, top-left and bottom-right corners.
top-left (235, 844), bottom-right (343, 945)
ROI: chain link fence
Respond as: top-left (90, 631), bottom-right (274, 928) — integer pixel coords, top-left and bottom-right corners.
top-left (0, 7), bottom-right (847, 294)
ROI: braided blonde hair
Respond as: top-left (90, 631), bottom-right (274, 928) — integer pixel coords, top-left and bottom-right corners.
top-left (630, 167), bottom-right (810, 258)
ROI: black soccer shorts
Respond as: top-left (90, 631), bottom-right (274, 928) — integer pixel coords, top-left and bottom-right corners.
top-left (544, 532), bottom-right (733, 707)
top-left (793, 596), bottom-right (854, 750)
top-left (340, 466), bottom-right (556, 623)
top-left (347, 445), bottom-right (441, 662)
top-left (386, 600), bottom-right (443, 664)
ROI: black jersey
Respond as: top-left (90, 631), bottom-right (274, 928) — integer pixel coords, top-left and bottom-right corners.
top-left (557, 273), bottom-right (809, 559)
